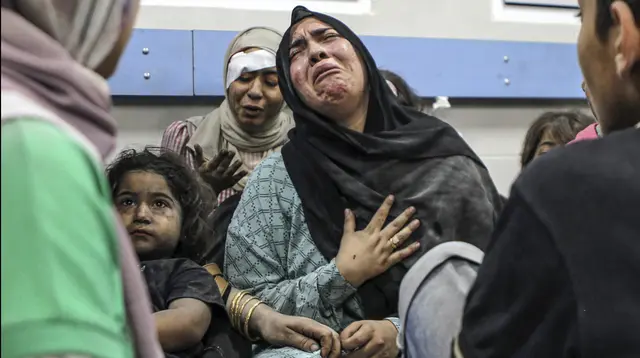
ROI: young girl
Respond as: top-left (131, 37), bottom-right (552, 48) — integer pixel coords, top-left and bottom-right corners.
top-left (108, 147), bottom-right (344, 358)
top-left (107, 147), bottom-right (224, 357)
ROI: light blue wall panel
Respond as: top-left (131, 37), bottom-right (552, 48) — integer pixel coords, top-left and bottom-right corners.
top-left (109, 29), bottom-right (193, 96)
top-left (192, 30), bottom-right (239, 96)
top-left (362, 36), bottom-right (583, 98)
top-left (113, 29), bottom-right (585, 99)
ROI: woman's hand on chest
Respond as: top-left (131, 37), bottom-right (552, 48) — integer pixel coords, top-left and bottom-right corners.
top-left (335, 195), bottom-right (421, 287)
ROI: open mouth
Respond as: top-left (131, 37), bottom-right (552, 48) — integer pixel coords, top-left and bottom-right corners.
top-left (242, 105), bottom-right (264, 117)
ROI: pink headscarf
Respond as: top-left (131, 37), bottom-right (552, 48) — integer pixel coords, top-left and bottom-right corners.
top-left (568, 123), bottom-right (600, 145)
top-left (1, 2), bottom-right (162, 357)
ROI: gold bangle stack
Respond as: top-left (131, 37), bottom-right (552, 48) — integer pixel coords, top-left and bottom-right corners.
top-left (243, 300), bottom-right (264, 342)
top-left (230, 290), bottom-right (248, 331)
top-left (228, 290), bottom-right (264, 341)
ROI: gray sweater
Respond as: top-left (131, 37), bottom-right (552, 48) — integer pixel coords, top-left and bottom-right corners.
top-left (398, 241), bottom-right (484, 358)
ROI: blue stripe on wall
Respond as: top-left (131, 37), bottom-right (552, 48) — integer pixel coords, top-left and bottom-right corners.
top-left (109, 29), bottom-right (585, 99)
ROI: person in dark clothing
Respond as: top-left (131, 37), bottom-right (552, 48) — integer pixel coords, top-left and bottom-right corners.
top-left (224, 6), bottom-right (501, 358)
top-left (108, 147), bottom-right (344, 358)
top-left (108, 147), bottom-right (223, 357)
top-left (456, 0), bottom-right (640, 357)
top-left (141, 259), bottom-right (224, 358)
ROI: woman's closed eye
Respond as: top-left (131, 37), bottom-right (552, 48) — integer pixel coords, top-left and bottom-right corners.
top-left (237, 73), bottom-right (254, 83)
top-left (323, 32), bottom-right (339, 41)
top-left (264, 74), bottom-right (279, 87)
top-left (289, 33), bottom-right (339, 58)
top-left (289, 48), bottom-right (301, 59)
top-left (265, 78), bottom-right (279, 87)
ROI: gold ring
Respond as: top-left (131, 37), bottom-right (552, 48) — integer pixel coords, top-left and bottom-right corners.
top-left (389, 236), bottom-right (400, 250)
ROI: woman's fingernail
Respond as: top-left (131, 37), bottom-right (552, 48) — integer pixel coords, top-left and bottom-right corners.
top-left (310, 344), bottom-right (319, 351)
top-left (408, 206), bottom-right (416, 213)
top-left (414, 242), bottom-right (421, 247)
top-left (387, 195), bottom-right (395, 201)
top-left (345, 208), bottom-right (350, 216)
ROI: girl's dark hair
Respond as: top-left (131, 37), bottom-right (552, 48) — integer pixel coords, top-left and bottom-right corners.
top-left (106, 147), bottom-right (214, 264)
top-left (379, 69), bottom-right (423, 111)
top-left (521, 111), bottom-right (596, 168)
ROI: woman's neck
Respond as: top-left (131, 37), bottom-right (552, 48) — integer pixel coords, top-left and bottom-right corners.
top-left (344, 111), bottom-right (367, 132)
top-left (340, 95), bottom-right (369, 133)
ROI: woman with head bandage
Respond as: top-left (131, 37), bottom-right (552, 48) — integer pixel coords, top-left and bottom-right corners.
top-left (162, 27), bottom-right (293, 203)
top-left (161, 26), bottom-right (294, 266)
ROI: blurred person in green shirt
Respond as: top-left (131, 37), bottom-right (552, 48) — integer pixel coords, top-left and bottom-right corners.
top-left (1, 1), bottom-right (163, 357)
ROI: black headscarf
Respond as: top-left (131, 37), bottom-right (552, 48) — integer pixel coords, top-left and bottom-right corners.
top-left (278, 6), bottom-right (501, 319)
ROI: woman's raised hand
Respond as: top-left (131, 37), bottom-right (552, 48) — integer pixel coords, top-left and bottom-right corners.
top-left (335, 195), bottom-right (421, 287)
top-left (194, 144), bottom-right (248, 195)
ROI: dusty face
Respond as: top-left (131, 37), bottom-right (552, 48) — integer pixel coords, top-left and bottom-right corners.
top-left (577, 0), bottom-right (640, 133)
top-left (288, 17), bottom-right (367, 124)
top-left (115, 171), bottom-right (182, 261)
top-left (227, 66), bottom-right (283, 133)
top-left (227, 47), bottom-right (284, 133)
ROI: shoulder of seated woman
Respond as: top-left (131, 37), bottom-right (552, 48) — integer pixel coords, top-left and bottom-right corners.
top-left (246, 152), bottom-right (291, 186)
top-left (420, 155), bottom-right (488, 184)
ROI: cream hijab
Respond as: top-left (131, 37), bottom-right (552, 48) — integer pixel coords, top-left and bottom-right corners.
top-left (186, 27), bottom-right (294, 191)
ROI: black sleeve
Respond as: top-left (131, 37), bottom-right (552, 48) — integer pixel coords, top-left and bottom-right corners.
top-left (202, 193), bottom-right (242, 268)
top-left (458, 189), bottom-right (578, 358)
top-left (167, 259), bottom-right (223, 308)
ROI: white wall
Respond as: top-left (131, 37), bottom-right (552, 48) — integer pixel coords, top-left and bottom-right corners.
top-left (138, 0), bottom-right (581, 42)
top-left (112, 102), bottom-right (591, 196)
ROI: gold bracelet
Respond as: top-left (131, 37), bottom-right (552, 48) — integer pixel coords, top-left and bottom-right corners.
top-left (231, 295), bottom-right (241, 330)
top-left (234, 292), bottom-right (249, 330)
top-left (229, 293), bottom-right (240, 330)
top-left (236, 296), bottom-right (255, 330)
top-left (230, 291), bottom-right (247, 330)
top-left (230, 291), bottom-right (242, 319)
top-left (243, 300), bottom-right (264, 342)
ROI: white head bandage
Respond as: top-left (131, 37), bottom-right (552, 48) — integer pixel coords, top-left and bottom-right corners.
top-left (226, 49), bottom-right (276, 89)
